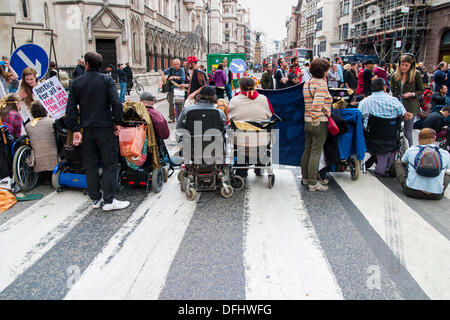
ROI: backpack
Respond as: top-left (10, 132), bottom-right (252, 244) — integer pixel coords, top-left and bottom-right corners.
top-left (413, 145), bottom-right (443, 177)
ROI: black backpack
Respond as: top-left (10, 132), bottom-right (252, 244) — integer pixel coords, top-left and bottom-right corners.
top-left (413, 145), bottom-right (443, 177)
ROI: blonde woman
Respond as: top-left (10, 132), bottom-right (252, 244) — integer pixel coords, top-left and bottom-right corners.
top-left (18, 67), bottom-right (39, 124)
top-left (0, 62), bottom-right (18, 98)
top-left (390, 53), bottom-right (424, 146)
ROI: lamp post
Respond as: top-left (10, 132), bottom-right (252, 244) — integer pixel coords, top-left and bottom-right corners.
top-left (204, 0), bottom-right (211, 54)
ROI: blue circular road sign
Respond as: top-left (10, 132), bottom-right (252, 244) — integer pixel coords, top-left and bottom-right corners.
top-left (230, 58), bottom-right (247, 74)
top-left (10, 44), bottom-right (49, 80)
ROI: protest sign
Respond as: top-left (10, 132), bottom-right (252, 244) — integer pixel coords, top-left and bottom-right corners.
top-left (32, 76), bottom-right (68, 119)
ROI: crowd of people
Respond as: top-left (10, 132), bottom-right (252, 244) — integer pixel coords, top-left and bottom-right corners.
top-left (0, 48), bottom-right (449, 209)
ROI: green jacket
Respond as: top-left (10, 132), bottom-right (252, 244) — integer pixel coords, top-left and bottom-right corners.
top-left (261, 71), bottom-right (274, 90)
top-left (390, 70), bottom-right (424, 115)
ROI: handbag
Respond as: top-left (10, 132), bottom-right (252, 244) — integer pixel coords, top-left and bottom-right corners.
top-left (307, 81), bottom-right (339, 135)
top-left (161, 68), bottom-right (173, 93)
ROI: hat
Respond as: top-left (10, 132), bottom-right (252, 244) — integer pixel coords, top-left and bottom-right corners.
top-left (187, 56), bottom-right (198, 64)
top-left (199, 86), bottom-right (216, 97)
top-left (108, 64), bottom-right (114, 69)
top-left (140, 91), bottom-right (157, 102)
top-left (117, 63), bottom-right (123, 67)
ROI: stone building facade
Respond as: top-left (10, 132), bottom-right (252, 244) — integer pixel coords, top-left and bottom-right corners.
top-left (0, 0), bottom-right (223, 82)
top-left (424, 0), bottom-right (450, 71)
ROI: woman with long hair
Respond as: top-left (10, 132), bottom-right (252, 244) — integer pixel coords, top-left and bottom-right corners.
top-left (18, 67), bottom-right (39, 124)
top-left (390, 54), bottom-right (424, 147)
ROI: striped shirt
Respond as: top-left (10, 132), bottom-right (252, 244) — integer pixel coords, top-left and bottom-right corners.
top-left (303, 78), bottom-right (332, 125)
top-left (358, 91), bottom-right (406, 128)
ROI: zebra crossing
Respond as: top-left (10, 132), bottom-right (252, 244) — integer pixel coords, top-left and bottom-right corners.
top-left (0, 168), bottom-right (449, 300)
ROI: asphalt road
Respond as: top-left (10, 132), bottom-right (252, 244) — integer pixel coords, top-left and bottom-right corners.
top-left (0, 100), bottom-right (449, 300)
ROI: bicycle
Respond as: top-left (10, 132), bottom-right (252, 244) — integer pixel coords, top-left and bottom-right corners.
top-left (132, 76), bottom-right (145, 96)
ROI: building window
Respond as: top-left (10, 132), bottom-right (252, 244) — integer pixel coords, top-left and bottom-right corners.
top-left (342, 23), bottom-right (349, 40)
top-left (164, 0), bottom-right (169, 16)
top-left (319, 41), bottom-right (326, 52)
top-left (316, 20), bottom-right (322, 31)
top-left (317, 7), bottom-right (323, 19)
top-left (225, 23), bottom-right (229, 29)
top-left (22, 0), bottom-right (29, 18)
top-left (341, 1), bottom-right (350, 16)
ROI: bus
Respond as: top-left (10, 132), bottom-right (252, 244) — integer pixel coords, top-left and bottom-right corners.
top-left (284, 48), bottom-right (313, 64)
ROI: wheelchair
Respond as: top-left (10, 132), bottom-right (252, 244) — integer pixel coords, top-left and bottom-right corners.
top-left (177, 108), bottom-right (235, 200)
top-left (229, 114), bottom-right (281, 189)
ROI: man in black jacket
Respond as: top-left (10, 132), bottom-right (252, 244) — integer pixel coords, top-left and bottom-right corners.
top-left (123, 63), bottom-right (133, 95)
top-left (66, 51), bottom-right (129, 212)
top-left (423, 106), bottom-right (450, 140)
top-left (117, 63), bottom-right (127, 103)
top-left (73, 59), bottom-right (85, 79)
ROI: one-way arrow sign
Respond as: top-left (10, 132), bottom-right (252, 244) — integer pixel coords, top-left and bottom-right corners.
top-left (230, 58), bottom-right (247, 74)
top-left (10, 44), bottom-right (49, 80)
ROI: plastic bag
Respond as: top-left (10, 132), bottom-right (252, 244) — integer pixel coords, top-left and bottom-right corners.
top-left (119, 124), bottom-right (147, 158)
top-left (0, 189), bottom-right (17, 213)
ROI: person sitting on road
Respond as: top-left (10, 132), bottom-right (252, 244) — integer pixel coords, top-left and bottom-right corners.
top-left (24, 101), bottom-right (58, 173)
top-left (422, 106), bottom-right (450, 141)
top-left (0, 93), bottom-right (22, 138)
top-left (287, 72), bottom-right (300, 87)
top-left (395, 128), bottom-right (450, 200)
top-left (431, 85), bottom-right (448, 107)
top-left (359, 78), bottom-right (413, 176)
top-left (140, 91), bottom-right (169, 140)
top-left (229, 77), bottom-right (274, 177)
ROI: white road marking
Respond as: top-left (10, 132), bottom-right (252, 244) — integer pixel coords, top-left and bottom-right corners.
top-left (64, 177), bottom-right (198, 300)
top-left (334, 172), bottom-right (450, 299)
top-left (244, 170), bottom-right (343, 300)
top-left (0, 191), bottom-right (88, 292)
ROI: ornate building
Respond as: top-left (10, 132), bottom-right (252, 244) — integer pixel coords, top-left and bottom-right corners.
top-left (1, 0), bottom-right (222, 79)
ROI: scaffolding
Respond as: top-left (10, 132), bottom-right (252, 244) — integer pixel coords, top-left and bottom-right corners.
top-left (350, 0), bottom-right (431, 63)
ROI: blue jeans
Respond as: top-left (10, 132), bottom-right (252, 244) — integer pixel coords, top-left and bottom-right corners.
top-left (119, 81), bottom-right (127, 103)
top-left (225, 83), bottom-right (232, 100)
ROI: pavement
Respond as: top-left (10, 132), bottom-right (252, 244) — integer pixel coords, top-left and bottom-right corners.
top-left (0, 98), bottom-right (449, 300)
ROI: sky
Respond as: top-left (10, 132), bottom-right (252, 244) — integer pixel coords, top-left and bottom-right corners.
top-left (239, 0), bottom-right (298, 41)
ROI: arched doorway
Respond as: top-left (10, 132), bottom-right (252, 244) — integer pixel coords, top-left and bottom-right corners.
top-left (439, 30), bottom-right (450, 65)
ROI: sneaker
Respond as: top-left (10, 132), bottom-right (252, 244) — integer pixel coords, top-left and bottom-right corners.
top-left (308, 183), bottom-right (328, 192)
top-left (92, 198), bottom-right (104, 209)
top-left (102, 199), bottom-right (130, 212)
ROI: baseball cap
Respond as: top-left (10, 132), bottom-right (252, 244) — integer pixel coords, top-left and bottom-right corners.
top-left (140, 91), bottom-right (157, 102)
top-left (187, 56), bottom-right (198, 64)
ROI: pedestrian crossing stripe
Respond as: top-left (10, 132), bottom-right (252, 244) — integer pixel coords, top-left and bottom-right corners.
top-left (0, 169), bottom-right (449, 299)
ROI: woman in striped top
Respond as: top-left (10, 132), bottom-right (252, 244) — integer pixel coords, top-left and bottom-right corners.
top-left (301, 58), bottom-right (332, 192)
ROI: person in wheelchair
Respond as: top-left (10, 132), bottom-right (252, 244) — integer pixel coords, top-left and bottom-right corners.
top-left (394, 128), bottom-right (450, 200)
top-left (359, 78), bottom-right (413, 177)
top-left (140, 91), bottom-right (170, 140)
top-left (228, 77), bottom-right (273, 177)
top-left (0, 93), bottom-right (22, 139)
top-left (24, 101), bottom-right (58, 173)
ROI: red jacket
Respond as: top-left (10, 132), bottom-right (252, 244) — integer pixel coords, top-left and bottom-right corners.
top-left (356, 68), bottom-right (365, 95)
top-left (147, 107), bottom-right (170, 139)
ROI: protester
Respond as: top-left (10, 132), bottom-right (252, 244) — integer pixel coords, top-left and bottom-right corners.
top-left (343, 63), bottom-right (358, 90)
top-left (186, 56), bottom-right (206, 102)
top-left (162, 59), bottom-right (186, 123)
top-left (18, 67), bottom-right (39, 125)
top-left (25, 101), bottom-right (58, 172)
top-left (0, 61), bottom-right (18, 99)
top-left (327, 64), bottom-right (340, 88)
top-left (105, 64), bottom-right (114, 77)
top-left (140, 92), bottom-right (169, 140)
top-left (177, 86), bottom-right (226, 131)
top-left (287, 73), bottom-right (300, 87)
top-left (49, 61), bottom-right (58, 78)
top-left (335, 57), bottom-right (344, 87)
top-left (391, 53), bottom-right (424, 147)
top-left (301, 58), bottom-right (332, 192)
top-left (446, 66), bottom-right (450, 106)
top-left (431, 85), bottom-right (448, 107)
top-left (2, 56), bottom-right (19, 93)
top-left (212, 64), bottom-right (227, 99)
top-left (117, 63), bottom-right (127, 103)
top-left (73, 59), bottom-right (85, 79)
top-left (208, 66), bottom-right (216, 86)
top-left (395, 128), bottom-right (450, 200)
top-left (417, 62), bottom-right (429, 86)
top-left (356, 61), bottom-right (367, 98)
top-left (222, 58), bottom-right (233, 100)
top-left (433, 62), bottom-right (447, 92)
top-left (274, 58), bottom-right (289, 89)
top-left (66, 51), bottom-right (129, 212)
top-left (123, 63), bottom-right (133, 95)
top-left (289, 57), bottom-right (303, 82)
top-left (414, 89), bottom-right (433, 129)
top-left (422, 106), bottom-right (450, 140)
top-left (229, 77), bottom-right (273, 177)
top-left (359, 78), bottom-right (413, 176)
top-left (261, 63), bottom-right (274, 89)
top-left (0, 93), bottom-right (22, 138)
top-left (363, 60), bottom-right (377, 97)
top-left (300, 61), bottom-right (312, 84)
top-left (373, 61), bottom-right (388, 84)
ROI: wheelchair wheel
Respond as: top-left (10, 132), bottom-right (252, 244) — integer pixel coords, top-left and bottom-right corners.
top-left (52, 170), bottom-right (62, 192)
top-left (349, 156), bottom-right (360, 181)
top-left (186, 187), bottom-right (197, 201)
top-left (231, 175), bottom-right (245, 191)
top-left (399, 135), bottom-right (409, 157)
top-left (135, 83), bottom-right (145, 96)
top-left (13, 145), bottom-right (39, 192)
top-left (268, 175), bottom-right (275, 189)
top-left (220, 185), bottom-right (234, 198)
top-left (152, 168), bottom-right (163, 193)
top-left (177, 170), bottom-right (184, 182)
